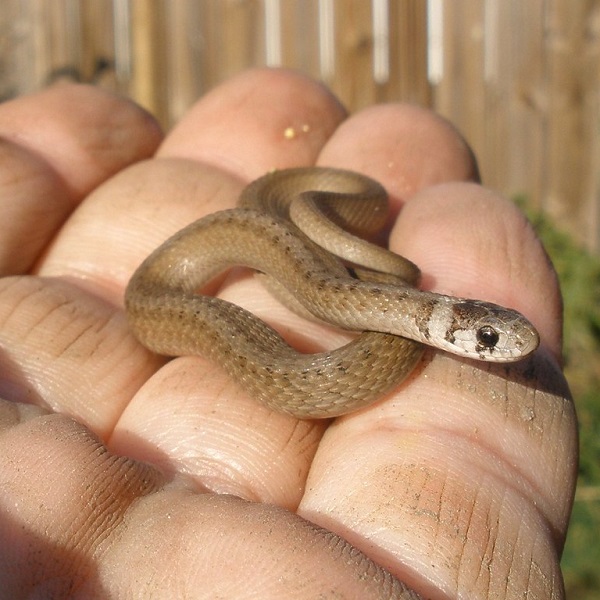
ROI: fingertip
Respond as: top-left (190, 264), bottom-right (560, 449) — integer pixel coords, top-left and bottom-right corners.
top-left (0, 83), bottom-right (163, 198)
top-left (318, 103), bottom-right (480, 212)
top-left (0, 139), bottom-right (73, 275)
top-left (158, 68), bottom-right (347, 179)
top-left (37, 159), bottom-right (244, 298)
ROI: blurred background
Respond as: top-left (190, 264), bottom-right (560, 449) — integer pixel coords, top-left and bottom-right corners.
top-left (1, 1), bottom-right (598, 596)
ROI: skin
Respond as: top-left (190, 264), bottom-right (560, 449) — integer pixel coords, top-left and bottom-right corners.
top-left (0, 69), bottom-right (577, 598)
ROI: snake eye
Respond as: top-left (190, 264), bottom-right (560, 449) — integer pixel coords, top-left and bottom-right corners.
top-left (477, 326), bottom-right (500, 349)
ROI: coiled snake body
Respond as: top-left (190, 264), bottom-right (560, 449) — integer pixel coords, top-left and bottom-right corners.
top-left (125, 168), bottom-right (539, 418)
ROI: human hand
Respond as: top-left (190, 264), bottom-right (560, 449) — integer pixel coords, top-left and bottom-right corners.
top-left (0, 69), bottom-right (577, 599)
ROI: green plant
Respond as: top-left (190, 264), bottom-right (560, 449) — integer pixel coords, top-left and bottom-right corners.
top-left (517, 198), bottom-right (600, 597)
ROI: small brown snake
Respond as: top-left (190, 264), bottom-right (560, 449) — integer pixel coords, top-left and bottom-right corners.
top-left (125, 167), bottom-right (539, 418)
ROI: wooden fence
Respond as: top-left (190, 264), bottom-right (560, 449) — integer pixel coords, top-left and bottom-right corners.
top-left (1, 0), bottom-right (598, 252)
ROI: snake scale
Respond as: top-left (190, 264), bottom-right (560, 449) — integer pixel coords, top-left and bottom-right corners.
top-left (125, 167), bottom-right (539, 418)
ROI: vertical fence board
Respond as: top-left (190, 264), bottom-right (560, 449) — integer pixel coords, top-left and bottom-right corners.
top-left (584, 3), bottom-right (600, 251)
top-left (390, 0), bottom-right (430, 105)
top-left (81, 1), bottom-right (116, 86)
top-left (129, 0), bottom-right (169, 123)
top-left (545, 0), bottom-right (600, 249)
top-left (279, 0), bottom-right (321, 75)
top-left (432, 0), bottom-right (487, 175)
top-left (164, 0), bottom-right (203, 121)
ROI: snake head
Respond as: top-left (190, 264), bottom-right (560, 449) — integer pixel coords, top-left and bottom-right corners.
top-left (437, 300), bottom-right (540, 362)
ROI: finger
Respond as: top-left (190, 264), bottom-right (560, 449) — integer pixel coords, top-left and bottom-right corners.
top-left (38, 159), bottom-right (244, 297)
top-left (0, 85), bottom-right (161, 276)
top-left (0, 140), bottom-right (71, 275)
top-left (298, 107), bottom-right (576, 598)
top-left (0, 406), bottom-right (416, 598)
top-left (0, 276), bottom-right (161, 436)
top-left (318, 103), bottom-right (480, 214)
top-left (110, 353), bottom-right (328, 510)
top-left (158, 67), bottom-right (347, 178)
top-left (0, 83), bottom-right (162, 198)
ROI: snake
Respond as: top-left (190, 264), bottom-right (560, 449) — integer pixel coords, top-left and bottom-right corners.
top-left (125, 167), bottom-right (540, 419)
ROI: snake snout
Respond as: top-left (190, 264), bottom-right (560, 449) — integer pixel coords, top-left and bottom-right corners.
top-left (473, 307), bottom-right (540, 361)
top-left (439, 301), bottom-right (540, 362)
